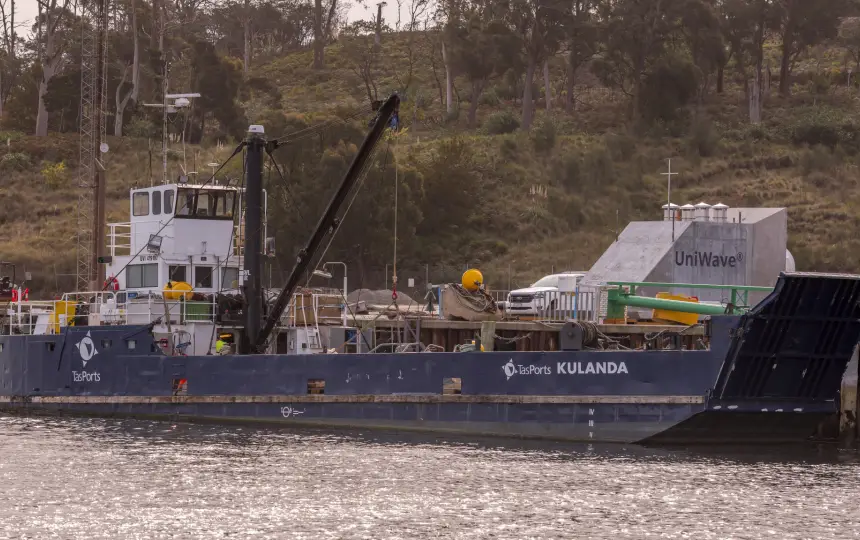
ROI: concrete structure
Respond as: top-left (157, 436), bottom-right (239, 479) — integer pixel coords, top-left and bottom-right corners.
top-left (584, 205), bottom-right (789, 306)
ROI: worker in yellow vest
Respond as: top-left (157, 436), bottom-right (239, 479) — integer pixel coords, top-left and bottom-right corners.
top-left (215, 334), bottom-right (233, 355)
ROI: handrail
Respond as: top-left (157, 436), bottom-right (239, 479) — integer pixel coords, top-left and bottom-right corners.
top-left (606, 281), bottom-right (773, 292)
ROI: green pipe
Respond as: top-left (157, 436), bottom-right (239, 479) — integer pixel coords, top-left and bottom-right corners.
top-left (613, 294), bottom-right (731, 315)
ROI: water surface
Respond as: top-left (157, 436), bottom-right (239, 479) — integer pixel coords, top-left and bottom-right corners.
top-left (1, 416), bottom-right (858, 539)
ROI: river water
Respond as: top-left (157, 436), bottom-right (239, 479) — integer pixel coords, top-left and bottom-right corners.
top-left (1, 416), bottom-right (859, 540)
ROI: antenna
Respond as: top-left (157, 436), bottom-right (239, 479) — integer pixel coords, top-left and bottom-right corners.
top-left (661, 158), bottom-right (678, 241)
top-left (143, 91), bottom-right (201, 185)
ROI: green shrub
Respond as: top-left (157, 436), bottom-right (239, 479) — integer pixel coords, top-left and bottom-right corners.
top-left (479, 88), bottom-right (501, 107)
top-left (582, 145), bottom-right (614, 187)
top-left (639, 56), bottom-right (699, 123)
top-left (484, 110), bottom-right (520, 135)
top-left (799, 145), bottom-right (836, 176)
top-left (688, 117), bottom-right (721, 157)
top-left (530, 118), bottom-right (557, 153)
top-left (0, 152), bottom-right (31, 171)
top-left (604, 132), bottom-right (636, 161)
top-left (790, 109), bottom-right (860, 151)
top-left (499, 137), bottom-right (520, 161)
top-left (41, 161), bottom-right (68, 190)
top-left (126, 116), bottom-right (158, 138)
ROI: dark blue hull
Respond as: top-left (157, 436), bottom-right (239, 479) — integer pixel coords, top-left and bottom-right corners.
top-left (2, 272), bottom-right (859, 444)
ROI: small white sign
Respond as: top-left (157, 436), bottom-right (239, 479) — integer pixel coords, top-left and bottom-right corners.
top-left (99, 142), bottom-right (109, 154)
top-left (407, 278), bottom-right (415, 287)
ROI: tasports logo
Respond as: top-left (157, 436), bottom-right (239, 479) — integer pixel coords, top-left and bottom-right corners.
top-left (675, 250), bottom-right (743, 268)
top-left (74, 331), bottom-right (101, 383)
top-left (76, 330), bottom-right (98, 367)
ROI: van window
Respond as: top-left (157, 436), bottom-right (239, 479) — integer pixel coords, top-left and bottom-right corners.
top-left (531, 276), bottom-right (559, 288)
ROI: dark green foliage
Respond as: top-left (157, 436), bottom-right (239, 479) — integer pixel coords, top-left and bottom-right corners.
top-left (530, 118), bottom-right (557, 153)
top-left (639, 56), bottom-right (699, 123)
top-left (604, 132), bottom-right (636, 161)
top-left (0, 153), bottom-right (32, 171)
top-left (791, 109), bottom-right (860, 152)
top-left (191, 41), bottom-right (246, 140)
top-left (688, 117), bottom-right (721, 157)
top-left (485, 110), bottom-right (520, 135)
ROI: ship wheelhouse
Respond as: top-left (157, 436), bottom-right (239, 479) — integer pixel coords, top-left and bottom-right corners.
top-left (107, 183), bottom-right (246, 298)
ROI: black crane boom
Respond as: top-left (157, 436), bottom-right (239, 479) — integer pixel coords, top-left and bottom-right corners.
top-left (249, 94), bottom-right (401, 353)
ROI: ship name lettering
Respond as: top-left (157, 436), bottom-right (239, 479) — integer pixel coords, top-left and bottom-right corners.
top-left (556, 362), bottom-right (628, 375)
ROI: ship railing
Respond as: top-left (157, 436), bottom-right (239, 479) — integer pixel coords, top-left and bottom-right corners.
top-left (123, 294), bottom-right (219, 326)
top-left (530, 287), bottom-right (600, 323)
top-left (59, 291), bottom-right (127, 327)
top-left (282, 292), bottom-right (344, 328)
top-left (2, 299), bottom-right (61, 335)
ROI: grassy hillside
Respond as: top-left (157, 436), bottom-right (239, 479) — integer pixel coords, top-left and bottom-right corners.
top-left (4, 33), bottom-right (860, 295)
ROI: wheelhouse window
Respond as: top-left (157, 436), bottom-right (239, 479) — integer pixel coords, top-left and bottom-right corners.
top-left (195, 266), bottom-right (213, 288)
top-left (221, 267), bottom-right (239, 289)
top-left (127, 264), bottom-right (158, 288)
top-left (175, 188), bottom-right (237, 220)
top-left (152, 191), bottom-right (162, 215)
top-left (169, 265), bottom-right (187, 283)
top-left (132, 192), bottom-right (150, 216)
top-left (164, 190), bottom-right (175, 214)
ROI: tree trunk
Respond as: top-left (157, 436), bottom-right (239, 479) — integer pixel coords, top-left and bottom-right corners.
top-left (779, 35), bottom-right (792, 96)
top-left (543, 59), bottom-right (551, 111)
top-left (468, 80), bottom-right (482, 128)
top-left (131, 0), bottom-right (139, 102)
top-left (243, 0), bottom-right (251, 75)
top-left (36, 78), bottom-right (50, 136)
top-left (522, 57), bottom-right (537, 130)
top-left (313, 0), bottom-right (323, 68)
top-left (565, 52), bottom-right (576, 113)
top-left (115, 65), bottom-right (130, 136)
top-left (716, 64), bottom-right (724, 94)
top-left (442, 41), bottom-right (453, 116)
top-left (631, 73), bottom-right (642, 121)
top-left (150, 0), bottom-right (159, 50)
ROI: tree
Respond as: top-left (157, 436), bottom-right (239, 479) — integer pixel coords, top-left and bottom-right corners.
top-left (839, 17), bottom-right (860, 71)
top-left (342, 20), bottom-right (384, 104)
top-left (0, 0), bottom-right (16, 118)
top-left (115, 0), bottom-right (140, 136)
top-left (508, 0), bottom-right (565, 130)
top-left (446, 2), bottom-right (518, 127)
top-left (719, 0), bottom-right (777, 123)
top-left (592, 0), bottom-right (681, 121)
top-left (774, 0), bottom-right (848, 96)
top-left (313, 0), bottom-right (338, 69)
top-left (563, 0), bottom-right (599, 114)
top-left (190, 40), bottom-right (246, 140)
top-left (680, 0), bottom-right (725, 104)
top-left (35, 0), bottom-right (72, 137)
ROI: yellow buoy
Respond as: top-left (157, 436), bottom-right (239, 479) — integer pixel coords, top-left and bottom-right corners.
top-left (461, 268), bottom-right (484, 292)
top-left (163, 281), bottom-right (193, 301)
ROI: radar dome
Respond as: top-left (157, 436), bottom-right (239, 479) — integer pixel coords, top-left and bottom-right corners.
top-left (461, 269), bottom-right (484, 291)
